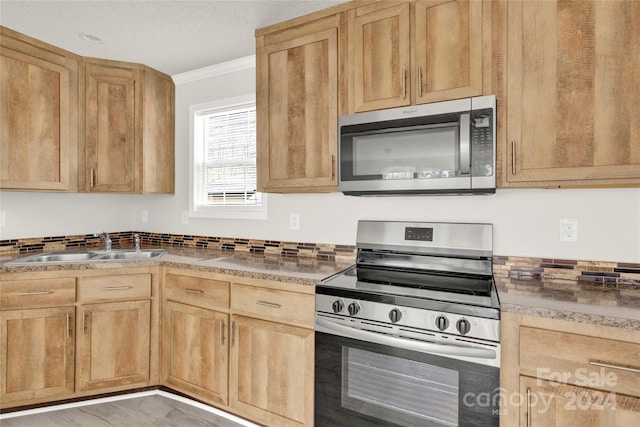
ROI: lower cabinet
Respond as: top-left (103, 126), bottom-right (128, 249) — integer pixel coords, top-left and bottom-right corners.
top-left (76, 300), bottom-right (151, 391)
top-left (520, 376), bottom-right (640, 427)
top-left (0, 268), bottom-right (158, 410)
top-left (162, 268), bottom-right (315, 426)
top-left (501, 312), bottom-right (640, 427)
top-left (0, 306), bottom-right (75, 404)
top-left (164, 300), bottom-right (228, 406)
top-left (229, 315), bottom-right (314, 427)
top-left (2, 265), bottom-right (316, 425)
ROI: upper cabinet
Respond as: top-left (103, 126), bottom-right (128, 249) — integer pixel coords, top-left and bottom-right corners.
top-left (347, 0), bottom-right (488, 113)
top-left (347, 2), bottom-right (411, 112)
top-left (256, 12), bottom-right (345, 193)
top-left (83, 61), bottom-right (137, 193)
top-left (0, 27), bottom-right (175, 194)
top-left (0, 27), bottom-right (79, 192)
top-left (501, 0), bottom-right (640, 188)
top-left (82, 60), bottom-right (175, 194)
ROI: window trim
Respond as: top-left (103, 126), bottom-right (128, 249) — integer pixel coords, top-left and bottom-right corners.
top-left (189, 94), bottom-right (267, 220)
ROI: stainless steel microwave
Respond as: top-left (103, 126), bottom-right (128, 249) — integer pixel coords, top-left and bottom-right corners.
top-left (338, 95), bottom-right (496, 195)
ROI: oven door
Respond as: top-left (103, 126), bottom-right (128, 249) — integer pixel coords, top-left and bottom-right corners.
top-left (315, 317), bottom-right (500, 427)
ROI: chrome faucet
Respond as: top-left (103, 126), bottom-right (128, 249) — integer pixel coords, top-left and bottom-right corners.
top-left (134, 234), bottom-right (141, 252)
top-left (99, 232), bottom-right (112, 252)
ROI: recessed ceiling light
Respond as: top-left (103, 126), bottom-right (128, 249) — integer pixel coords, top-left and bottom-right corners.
top-left (79, 33), bottom-right (103, 44)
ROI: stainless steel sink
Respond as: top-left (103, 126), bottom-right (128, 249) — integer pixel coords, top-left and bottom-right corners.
top-left (92, 249), bottom-right (166, 260)
top-left (7, 249), bottom-right (166, 264)
top-left (15, 251), bottom-right (98, 263)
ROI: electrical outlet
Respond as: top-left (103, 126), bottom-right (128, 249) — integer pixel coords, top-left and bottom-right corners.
top-left (141, 210), bottom-right (149, 224)
top-left (290, 213), bottom-right (300, 230)
top-left (560, 219), bottom-right (578, 242)
top-left (181, 210), bottom-right (189, 225)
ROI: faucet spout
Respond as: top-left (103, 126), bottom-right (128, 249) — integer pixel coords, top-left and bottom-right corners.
top-left (99, 232), bottom-right (112, 252)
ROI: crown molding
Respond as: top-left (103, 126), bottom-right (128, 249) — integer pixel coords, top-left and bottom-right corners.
top-left (172, 55), bottom-right (255, 84)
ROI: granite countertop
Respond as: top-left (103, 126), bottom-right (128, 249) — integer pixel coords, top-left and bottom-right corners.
top-left (2, 247), bottom-right (639, 329)
top-left (496, 276), bottom-right (640, 330)
top-left (0, 246), bottom-right (353, 287)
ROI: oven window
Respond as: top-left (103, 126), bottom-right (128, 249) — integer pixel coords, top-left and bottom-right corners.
top-left (342, 347), bottom-right (459, 427)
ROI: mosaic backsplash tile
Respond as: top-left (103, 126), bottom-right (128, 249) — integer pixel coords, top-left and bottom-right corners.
top-left (1, 232), bottom-right (639, 287)
top-left (0, 231), bottom-right (357, 263)
top-left (493, 256), bottom-right (640, 288)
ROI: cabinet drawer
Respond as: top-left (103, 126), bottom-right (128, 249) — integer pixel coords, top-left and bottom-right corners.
top-left (520, 326), bottom-right (640, 397)
top-left (77, 274), bottom-right (151, 302)
top-left (164, 273), bottom-right (229, 310)
top-left (231, 284), bottom-right (314, 328)
top-left (0, 278), bottom-right (76, 309)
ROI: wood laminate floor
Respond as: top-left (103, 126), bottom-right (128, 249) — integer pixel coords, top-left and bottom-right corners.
top-left (1, 393), bottom-right (253, 427)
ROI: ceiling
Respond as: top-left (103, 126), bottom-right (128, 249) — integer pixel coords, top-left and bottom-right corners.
top-left (0, 0), bottom-right (346, 76)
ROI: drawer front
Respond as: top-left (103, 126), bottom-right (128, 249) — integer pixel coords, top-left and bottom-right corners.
top-left (78, 274), bottom-right (151, 302)
top-left (0, 278), bottom-right (76, 309)
top-left (520, 326), bottom-right (640, 397)
top-left (164, 273), bottom-right (229, 310)
top-left (231, 283), bottom-right (314, 328)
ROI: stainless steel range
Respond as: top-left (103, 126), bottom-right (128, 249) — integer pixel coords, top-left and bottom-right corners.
top-left (315, 221), bottom-right (500, 427)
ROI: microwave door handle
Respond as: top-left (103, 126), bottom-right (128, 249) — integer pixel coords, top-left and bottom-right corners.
top-left (459, 113), bottom-right (471, 175)
top-left (316, 317), bottom-right (496, 360)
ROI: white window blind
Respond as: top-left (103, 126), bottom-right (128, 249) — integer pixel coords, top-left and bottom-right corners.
top-left (191, 96), bottom-right (266, 219)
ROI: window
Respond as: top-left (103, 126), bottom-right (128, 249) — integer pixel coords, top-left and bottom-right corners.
top-left (190, 95), bottom-right (266, 219)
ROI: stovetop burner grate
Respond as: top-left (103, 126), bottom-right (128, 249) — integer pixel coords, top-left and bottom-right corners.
top-left (355, 265), bottom-right (493, 297)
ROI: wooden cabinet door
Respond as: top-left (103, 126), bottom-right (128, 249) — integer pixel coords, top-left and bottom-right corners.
top-left (0, 307), bottom-right (75, 406)
top-left (229, 315), bottom-right (313, 427)
top-left (85, 62), bottom-right (138, 193)
top-left (140, 69), bottom-right (175, 194)
top-left (505, 0), bottom-right (640, 187)
top-left (414, 0), bottom-right (484, 104)
top-left (257, 15), bottom-right (340, 193)
top-left (0, 29), bottom-right (78, 191)
top-left (77, 300), bottom-right (150, 391)
top-left (520, 376), bottom-right (640, 427)
top-left (163, 301), bottom-right (228, 406)
top-left (348, 2), bottom-right (411, 112)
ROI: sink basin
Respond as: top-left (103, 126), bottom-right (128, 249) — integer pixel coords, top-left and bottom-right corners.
top-left (15, 251), bottom-right (98, 263)
top-left (92, 249), bottom-right (166, 260)
top-left (7, 249), bottom-right (166, 264)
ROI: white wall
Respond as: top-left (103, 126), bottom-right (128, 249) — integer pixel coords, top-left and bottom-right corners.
top-left (1, 60), bottom-right (639, 264)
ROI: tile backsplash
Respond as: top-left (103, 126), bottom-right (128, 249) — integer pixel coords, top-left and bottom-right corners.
top-left (494, 256), bottom-right (640, 287)
top-left (2, 232), bottom-right (639, 286)
top-left (0, 231), bottom-right (356, 262)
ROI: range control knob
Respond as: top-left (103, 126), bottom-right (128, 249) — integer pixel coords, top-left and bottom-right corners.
top-left (457, 318), bottom-right (471, 335)
top-left (347, 302), bottom-right (361, 316)
top-left (332, 300), bottom-right (344, 314)
top-left (435, 315), bottom-right (449, 331)
top-left (389, 308), bottom-right (402, 323)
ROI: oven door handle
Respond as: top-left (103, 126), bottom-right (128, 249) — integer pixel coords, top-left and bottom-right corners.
top-left (316, 317), bottom-right (497, 360)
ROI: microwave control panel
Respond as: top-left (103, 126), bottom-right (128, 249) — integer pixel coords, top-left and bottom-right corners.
top-left (471, 108), bottom-right (494, 177)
